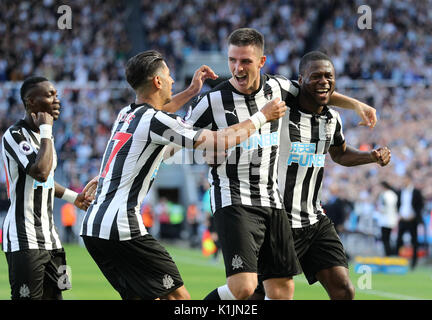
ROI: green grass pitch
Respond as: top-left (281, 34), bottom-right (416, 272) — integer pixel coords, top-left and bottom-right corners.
top-left (0, 243), bottom-right (431, 300)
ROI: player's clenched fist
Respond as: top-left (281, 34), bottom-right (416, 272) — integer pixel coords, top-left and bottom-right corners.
top-left (371, 146), bottom-right (391, 166)
top-left (31, 112), bottom-right (53, 126)
top-left (261, 98), bottom-right (287, 121)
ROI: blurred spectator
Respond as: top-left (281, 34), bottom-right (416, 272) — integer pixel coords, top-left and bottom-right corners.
top-left (186, 203), bottom-right (201, 248)
top-left (396, 174), bottom-right (425, 269)
top-left (140, 203), bottom-right (154, 234)
top-left (322, 184), bottom-right (352, 234)
top-left (377, 181), bottom-right (399, 256)
top-left (60, 202), bottom-right (77, 244)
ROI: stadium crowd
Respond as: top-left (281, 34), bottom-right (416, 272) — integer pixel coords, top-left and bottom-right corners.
top-left (0, 0), bottom-right (431, 251)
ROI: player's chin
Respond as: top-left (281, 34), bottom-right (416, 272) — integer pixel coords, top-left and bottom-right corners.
top-left (314, 94), bottom-right (330, 106)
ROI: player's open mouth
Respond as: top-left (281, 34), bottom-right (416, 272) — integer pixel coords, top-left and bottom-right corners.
top-left (316, 88), bottom-right (329, 98)
top-left (235, 75), bottom-right (247, 86)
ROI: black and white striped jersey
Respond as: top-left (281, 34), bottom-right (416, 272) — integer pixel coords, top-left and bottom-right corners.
top-left (278, 100), bottom-right (345, 228)
top-left (1, 120), bottom-right (61, 252)
top-left (185, 74), bottom-right (299, 213)
top-left (80, 103), bottom-right (200, 241)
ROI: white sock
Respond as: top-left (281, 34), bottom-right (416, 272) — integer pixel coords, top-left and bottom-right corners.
top-left (217, 284), bottom-right (237, 300)
top-left (265, 296), bottom-right (273, 300)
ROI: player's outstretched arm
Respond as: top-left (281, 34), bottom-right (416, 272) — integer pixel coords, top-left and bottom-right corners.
top-left (193, 98), bottom-right (287, 150)
top-left (329, 143), bottom-right (391, 167)
top-left (54, 177), bottom-right (98, 211)
top-left (163, 65), bottom-right (218, 113)
top-left (329, 92), bottom-right (377, 128)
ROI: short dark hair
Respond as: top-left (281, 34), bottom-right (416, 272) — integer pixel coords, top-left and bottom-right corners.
top-left (125, 50), bottom-right (165, 90)
top-left (20, 76), bottom-right (49, 108)
top-left (299, 51), bottom-right (334, 75)
top-left (228, 28), bottom-right (264, 52)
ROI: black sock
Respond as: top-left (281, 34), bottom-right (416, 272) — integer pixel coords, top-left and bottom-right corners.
top-left (203, 288), bottom-right (221, 300)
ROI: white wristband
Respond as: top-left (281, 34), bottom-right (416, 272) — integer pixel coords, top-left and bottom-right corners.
top-left (39, 124), bottom-right (52, 139)
top-left (250, 111), bottom-right (268, 130)
top-left (62, 188), bottom-right (78, 204)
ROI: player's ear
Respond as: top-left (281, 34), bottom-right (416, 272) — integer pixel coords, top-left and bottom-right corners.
top-left (298, 74), bottom-right (303, 85)
top-left (152, 75), bottom-right (162, 89)
top-left (259, 55), bottom-right (266, 68)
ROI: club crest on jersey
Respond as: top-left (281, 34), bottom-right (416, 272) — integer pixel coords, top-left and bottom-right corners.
top-left (325, 120), bottom-right (335, 140)
top-left (231, 254), bottom-right (244, 270)
top-left (264, 91), bottom-right (273, 100)
top-left (19, 284), bottom-right (30, 298)
top-left (19, 141), bottom-right (33, 155)
top-left (162, 274), bottom-right (174, 289)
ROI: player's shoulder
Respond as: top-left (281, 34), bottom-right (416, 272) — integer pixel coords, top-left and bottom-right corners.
top-left (191, 79), bottom-right (232, 107)
top-left (4, 120), bottom-right (27, 139)
top-left (326, 106), bottom-right (342, 118)
top-left (326, 106), bottom-right (343, 125)
top-left (267, 74), bottom-right (299, 86)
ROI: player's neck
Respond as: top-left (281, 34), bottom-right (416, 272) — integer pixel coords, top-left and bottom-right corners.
top-left (135, 93), bottom-right (163, 111)
top-left (299, 94), bottom-right (324, 115)
top-left (24, 114), bottom-right (39, 133)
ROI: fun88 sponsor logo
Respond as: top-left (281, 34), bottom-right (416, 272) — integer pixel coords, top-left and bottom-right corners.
top-left (239, 132), bottom-right (279, 150)
top-left (33, 174), bottom-right (55, 189)
top-left (287, 142), bottom-right (325, 167)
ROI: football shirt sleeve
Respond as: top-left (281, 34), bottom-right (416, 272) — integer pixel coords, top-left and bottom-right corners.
top-left (184, 94), bottom-right (214, 129)
top-left (331, 112), bottom-right (345, 147)
top-left (150, 111), bottom-right (202, 149)
top-left (2, 129), bottom-right (37, 173)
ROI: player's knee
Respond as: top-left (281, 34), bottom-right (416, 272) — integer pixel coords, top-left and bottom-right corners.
top-left (344, 281), bottom-right (355, 300)
top-left (331, 280), bottom-right (355, 300)
top-left (227, 273), bottom-right (257, 300)
top-left (231, 285), bottom-right (256, 300)
top-left (264, 278), bottom-right (295, 300)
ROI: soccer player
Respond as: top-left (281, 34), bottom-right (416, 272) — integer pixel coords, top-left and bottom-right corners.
top-left (1, 76), bottom-right (96, 299)
top-left (253, 51), bottom-right (391, 300)
top-left (183, 28), bottom-right (379, 300)
top-left (80, 50), bottom-right (287, 300)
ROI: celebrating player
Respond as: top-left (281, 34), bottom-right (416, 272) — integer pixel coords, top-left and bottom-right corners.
top-left (253, 51), bottom-right (391, 300)
top-left (1, 76), bottom-right (97, 299)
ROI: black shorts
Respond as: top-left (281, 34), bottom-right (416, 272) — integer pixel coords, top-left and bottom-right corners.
top-left (82, 234), bottom-right (184, 300)
top-left (214, 205), bottom-right (301, 280)
top-left (293, 215), bottom-right (348, 284)
top-left (5, 248), bottom-right (69, 300)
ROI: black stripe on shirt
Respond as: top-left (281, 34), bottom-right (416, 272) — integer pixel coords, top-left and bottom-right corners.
top-left (47, 188), bottom-right (57, 248)
top-left (220, 88), bottom-right (242, 205)
top-left (15, 169), bottom-right (28, 250)
top-left (33, 186), bottom-right (46, 249)
top-left (126, 144), bottom-right (163, 238)
top-left (245, 95), bottom-right (262, 207)
top-left (265, 81), bottom-right (278, 207)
